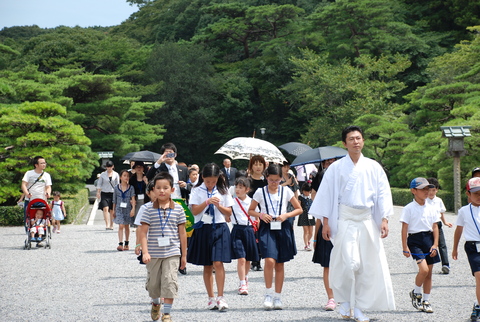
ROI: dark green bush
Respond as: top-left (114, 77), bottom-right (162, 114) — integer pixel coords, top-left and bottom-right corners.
top-left (0, 206), bottom-right (24, 226)
top-left (0, 188), bottom-right (89, 226)
top-left (391, 188), bottom-right (466, 213)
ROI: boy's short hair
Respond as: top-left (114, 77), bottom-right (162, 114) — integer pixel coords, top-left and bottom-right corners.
top-left (472, 167), bottom-right (480, 178)
top-left (410, 177), bottom-right (434, 189)
top-left (235, 177), bottom-right (250, 189)
top-left (52, 191), bottom-right (61, 196)
top-left (153, 172), bottom-right (174, 188)
top-left (146, 180), bottom-right (155, 193)
top-left (301, 182), bottom-right (312, 192)
top-left (467, 177), bottom-right (480, 193)
top-left (188, 168), bottom-right (198, 175)
top-left (427, 177), bottom-right (440, 189)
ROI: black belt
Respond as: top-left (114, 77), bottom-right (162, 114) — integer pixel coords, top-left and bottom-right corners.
top-left (466, 241), bottom-right (480, 246)
top-left (408, 231), bottom-right (432, 236)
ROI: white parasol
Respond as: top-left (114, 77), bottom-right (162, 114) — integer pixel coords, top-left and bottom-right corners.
top-left (215, 137), bottom-right (287, 164)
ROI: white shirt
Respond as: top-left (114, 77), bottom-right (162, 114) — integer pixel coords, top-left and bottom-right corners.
top-left (456, 204), bottom-right (480, 241)
top-left (252, 186), bottom-right (294, 218)
top-left (22, 170), bottom-right (52, 201)
top-left (309, 154), bottom-right (393, 238)
top-left (296, 164), bottom-right (317, 182)
top-left (134, 201), bottom-right (153, 226)
top-left (426, 196), bottom-right (446, 221)
top-left (231, 196), bottom-right (252, 225)
top-left (400, 199), bottom-right (439, 234)
top-left (165, 163), bottom-right (181, 199)
top-left (189, 183), bottom-right (234, 224)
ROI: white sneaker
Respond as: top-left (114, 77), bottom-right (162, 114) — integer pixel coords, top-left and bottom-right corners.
top-left (273, 298), bottom-right (283, 310)
top-left (217, 296), bottom-right (228, 311)
top-left (354, 308), bottom-right (369, 322)
top-left (207, 298), bottom-right (218, 310)
top-left (263, 294), bottom-right (274, 310)
top-left (339, 302), bottom-right (351, 319)
top-left (238, 284), bottom-right (248, 295)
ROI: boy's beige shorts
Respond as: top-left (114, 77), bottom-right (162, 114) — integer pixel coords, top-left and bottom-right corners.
top-left (145, 255), bottom-right (180, 299)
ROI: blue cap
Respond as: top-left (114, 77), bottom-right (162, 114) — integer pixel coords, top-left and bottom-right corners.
top-left (410, 177), bottom-right (434, 189)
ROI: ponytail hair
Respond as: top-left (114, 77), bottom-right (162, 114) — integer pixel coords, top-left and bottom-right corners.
top-left (265, 163), bottom-right (282, 177)
top-left (195, 163), bottom-right (229, 195)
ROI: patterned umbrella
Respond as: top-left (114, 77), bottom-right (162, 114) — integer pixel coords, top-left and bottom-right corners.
top-left (120, 150), bottom-right (161, 162)
top-left (215, 137), bottom-right (287, 164)
top-left (278, 142), bottom-right (312, 156)
top-left (291, 146), bottom-right (347, 166)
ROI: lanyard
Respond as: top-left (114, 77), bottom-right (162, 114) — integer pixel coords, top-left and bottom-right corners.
top-left (158, 207), bottom-right (172, 237)
top-left (266, 186), bottom-right (281, 218)
top-left (470, 204), bottom-right (480, 236)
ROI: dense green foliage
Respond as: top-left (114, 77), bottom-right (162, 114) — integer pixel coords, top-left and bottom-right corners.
top-left (1, 0), bottom-right (480, 206)
top-left (0, 188), bottom-right (89, 226)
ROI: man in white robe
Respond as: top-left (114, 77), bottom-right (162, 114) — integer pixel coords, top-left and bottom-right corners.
top-left (310, 126), bottom-right (395, 321)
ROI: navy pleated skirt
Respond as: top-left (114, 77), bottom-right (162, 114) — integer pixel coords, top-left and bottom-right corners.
top-left (231, 225), bottom-right (259, 262)
top-left (187, 222), bottom-right (231, 266)
top-left (312, 223), bottom-right (333, 267)
top-left (258, 219), bottom-right (297, 263)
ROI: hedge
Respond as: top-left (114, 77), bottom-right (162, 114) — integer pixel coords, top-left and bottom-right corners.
top-left (0, 188), bottom-right (90, 226)
top-left (391, 188), bottom-right (467, 213)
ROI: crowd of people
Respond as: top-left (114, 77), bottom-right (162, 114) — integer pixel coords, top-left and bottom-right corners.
top-left (21, 126), bottom-right (480, 322)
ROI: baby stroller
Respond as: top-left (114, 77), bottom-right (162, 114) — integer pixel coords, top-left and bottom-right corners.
top-left (24, 198), bottom-right (52, 250)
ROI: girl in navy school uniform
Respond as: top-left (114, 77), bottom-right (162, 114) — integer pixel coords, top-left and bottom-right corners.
top-left (231, 177), bottom-right (259, 296)
top-left (248, 163), bottom-right (302, 310)
top-left (187, 163), bottom-right (234, 311)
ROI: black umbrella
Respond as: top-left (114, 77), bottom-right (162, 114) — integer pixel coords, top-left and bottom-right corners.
top-left (291, 146), bottom-right (347, 166)
top-left (278, 142), bottom-right (312, 156)
top-left (120, 150), bottom-right (161, 163)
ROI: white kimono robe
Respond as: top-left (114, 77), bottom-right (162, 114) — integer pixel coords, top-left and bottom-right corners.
top-left (310, 153), bottom-right (395, 311)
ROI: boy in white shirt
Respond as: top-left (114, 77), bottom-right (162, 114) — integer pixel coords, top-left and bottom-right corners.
top-left (452, 177), bottom-right (480, 321)
top-left (400, 177), bottom-right (440, 314)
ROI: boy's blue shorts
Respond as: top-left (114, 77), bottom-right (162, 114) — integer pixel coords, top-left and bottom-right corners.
top-left (465, 241), bottom-right (480, 276)
top-left (407, 231), bottom-right (440, 265)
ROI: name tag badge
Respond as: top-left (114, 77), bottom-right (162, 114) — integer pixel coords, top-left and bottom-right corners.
top-left (270, 221), bottom-right (281, 230)
top-left (308, 214), bottom-right (314, 220)
top-left (120, 202), bottom-right (128, 208)
top-left (138, 194), bottom-right (144, 200)
top-left (157, 237), bottom-right (170, 247)
top-left (203, 215), bottom-right (213, 224)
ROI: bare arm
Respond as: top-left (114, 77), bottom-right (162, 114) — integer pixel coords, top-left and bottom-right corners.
top-left (452, 225), bottom-right (463, 260)
top-left (430, 222), bottom-right (439, 257)
top-left (139, 223), bottom-right (151, 263)
top-left (401, 222), bottom-right (410, 257)
top-left (322, 217), bottom-right (331, 241)
top-left (178, 223), bottom-right (187, 270)
top-left (278, 196), bottom-right (302, 222)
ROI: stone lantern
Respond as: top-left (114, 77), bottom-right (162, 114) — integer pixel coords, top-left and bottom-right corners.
top-left (440, 126), bottom-right (471, 213)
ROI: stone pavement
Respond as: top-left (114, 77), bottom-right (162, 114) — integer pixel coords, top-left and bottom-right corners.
top-left (0, 205), bottom-right (476, 321)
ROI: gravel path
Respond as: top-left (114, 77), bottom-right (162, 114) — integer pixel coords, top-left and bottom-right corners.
top-left (0, 205), bottom-right (474, 321)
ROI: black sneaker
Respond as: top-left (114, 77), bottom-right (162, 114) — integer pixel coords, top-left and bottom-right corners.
top-left (471, 304), bottom-right (480, 321)
top-left (409, 289), bottom-right (422, 310)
